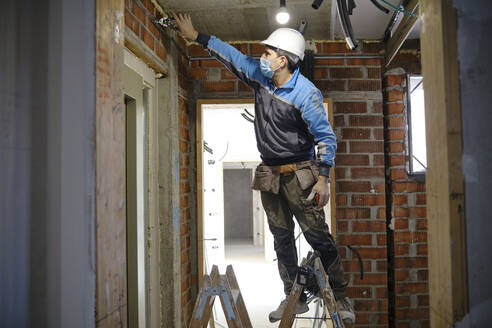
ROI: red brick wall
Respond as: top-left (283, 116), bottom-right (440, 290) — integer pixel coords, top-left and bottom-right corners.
top-left (384, 63), bottom-right (429, 328)
top-left (124, 0), bottom-right (167, 62)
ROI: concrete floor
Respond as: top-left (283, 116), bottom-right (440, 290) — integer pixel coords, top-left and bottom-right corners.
top-left (214, 239), bottom-right (330, 328)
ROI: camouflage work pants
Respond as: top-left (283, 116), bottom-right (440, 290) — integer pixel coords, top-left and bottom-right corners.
top-left (253, 161), bottom-right (348, 300)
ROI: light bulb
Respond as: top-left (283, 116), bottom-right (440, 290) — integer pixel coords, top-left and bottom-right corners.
top-left (276, 8), bottom-right (290, 24)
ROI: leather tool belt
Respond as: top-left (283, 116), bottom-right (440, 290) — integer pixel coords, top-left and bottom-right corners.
top-left (252, 160), bottom-right (319, 194)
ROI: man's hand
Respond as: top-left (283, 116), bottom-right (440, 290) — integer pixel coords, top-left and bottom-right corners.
top-left (171, 12), bottom-right (198, 41)
top-left (306, 176), bottom-right (330, 209)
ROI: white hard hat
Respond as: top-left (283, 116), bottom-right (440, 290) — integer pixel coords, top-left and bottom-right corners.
top-left (261, 28), bottom-right (306, 61)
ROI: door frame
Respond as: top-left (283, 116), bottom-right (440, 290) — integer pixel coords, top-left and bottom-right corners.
top-left (196, 98), bottom-right (336, 282)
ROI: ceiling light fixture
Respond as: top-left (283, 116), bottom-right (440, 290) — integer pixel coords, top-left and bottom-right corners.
top-left (276, 0), bottom-right (290, 24)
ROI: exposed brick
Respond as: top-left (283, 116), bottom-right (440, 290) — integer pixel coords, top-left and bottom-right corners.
top-left (374, 154), bottom-right (385, 166)
top-left (356, 247), bottom-right (387, 259)
top-left (417, 244), bottom-right (428, 256)
top-left (377, 207), bottom-right (386, 219)
top-left (416, 219), bottom-right (427, 230)
top-left (141, 0), bottom-right (155, 14)
top-left (391, 168), bottom-right (407, 180)
top-left (395, 282), bottom-right (428, 294)
top-left (315, 79), bottom-right (346, 91)
top-left (188, 68), bottom-right (207, 79)
top-left (387, 103), bottom-right (405, 114)
top-left (338, 234), bottom-right (373, 246)
top-left (346, 58), bottom-right (382, 66)
top-left (389, 129), bottom-right (405, 140)
top-left (221, 69), bottom-right (237, 79)
top-left (395, 257), bottom-right (428, 269)
top-left (348, 79), bottom-right (381, 91)
top-left (336, 195), bottom-right (348, 206)
top-left (330, 67), bottom-right (363, 79)
top-left (395, 244), bottom-right (410, 256)
top-left (147, 19), bottom-right (160, 38)
top-left (389, 155), bottom-right (406, 166)
top-left (387, 90), bottom-right (404, 102)
top-left (389, 116), bottom-right (406, 128)
top-left (351, 167), bottom-right (385, 179)
top-left (377, 234), bottom-right (387, 246)
top-left (349, 115), bottom-right (383, 127)
top-left (337, 221), bottom-right (349, 233)
top-left (314, 68), bottom-right (328, 79)
top-left (322, 42), bottom-right (351, 54)
top-left (336, 154), bottom-right (369, 166)
top-left (353, 298), bottom-right (388, 312)
top-left (409, 207), bottom-right (426, 218)
top-left (346, 286), bottom-right (372, 299)
top-left (132, 2), bottom-right (146, 23)
top-left (372, 101), bottom-right (383, 113)
top-left (418, 270), bottom-right (428, 281)
top-left (386, 74), bottom-right (405, 86)
top-left (335, 167), bottom-right (346, 179)
top-left (338, 181), bottom-right (372, 193)
top-left (394, 207), bottom-right (409, 218)
top-left (418, 295), bottom-right (429, 307)
top-left (352, 220), bottom-right (386, 233)
top-left (368, 67), bottom-right (382, 79)
top-left (395, 308), bottom-right (430, 320)
top-left (334, 115), bottom-right (345, 127)
top-left (335, 102), bottom-right (367, 113)
top-left (374, 128), bottom-right (384, 140)
top-left (337, 208), bottom-right (371, 219)
top-left (125, 9), bottom-right (140, 35)
top-left (416, 194), bottom-right (426, 205)
top-left (250, 43), bottom-right (264, 55)
top-left (395, 295), bottom-right (410, 307)
top-left (352, 194), bottom-right (386, 206)
top-left (156, 42), bottom-right (167, 61)
top-left (141, 27), bottom-right (154, 50)
top-left (389, 142), bottom-right (405, 153)
top-left (203, 81), bottom-right (235, 92)
top-left (342, 128), bottom-right (371, 139)
top-left (315, 58), bottom-right (345, 66)
top-left (200, 59), bottom-right (223, 67)
top-left (343, 260), bottom-right (372, 272)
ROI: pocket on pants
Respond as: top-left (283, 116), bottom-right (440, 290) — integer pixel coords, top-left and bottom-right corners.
top-left (294, 167), bottom-right (317, 190)
top-left (252, 164), bottom-right (280, 194)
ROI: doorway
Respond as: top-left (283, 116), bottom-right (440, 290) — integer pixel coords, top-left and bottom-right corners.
top-left (197, 99), bottom-right (337, 327)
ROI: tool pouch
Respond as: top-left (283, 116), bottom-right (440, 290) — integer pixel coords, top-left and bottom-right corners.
top-left (252, 164), bottom-right (280, 194)
top-left (294, 162), bottom-right (320, 190)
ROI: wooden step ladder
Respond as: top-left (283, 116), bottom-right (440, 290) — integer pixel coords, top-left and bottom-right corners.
top-left (189, 256), bottom-right (351, 328)
top-left (279, 252), bottom-right (349, 328)
top-left (189, 265), bottom-right (252, 328)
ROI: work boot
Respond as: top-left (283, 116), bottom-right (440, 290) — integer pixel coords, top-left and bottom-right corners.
top-left (336, 296), bottom-right (355, 324)
top-left (268, 298), bottom-right (309, 323)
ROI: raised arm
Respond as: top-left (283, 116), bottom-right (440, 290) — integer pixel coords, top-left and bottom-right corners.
top-left (172, 13), bottom-right (264, 88)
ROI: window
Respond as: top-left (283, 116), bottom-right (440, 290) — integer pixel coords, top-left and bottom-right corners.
top-left (407, 75), bottom-right (427, 175)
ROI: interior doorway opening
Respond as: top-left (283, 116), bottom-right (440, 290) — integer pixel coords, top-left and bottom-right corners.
top-left (197, 100), bottom-right (336, 327)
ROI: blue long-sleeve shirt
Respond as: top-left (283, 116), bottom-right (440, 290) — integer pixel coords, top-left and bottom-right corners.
top-left (197, 33), bottom-right (337, 175)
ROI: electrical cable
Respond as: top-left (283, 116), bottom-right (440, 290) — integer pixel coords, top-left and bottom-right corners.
top-left (370, 0), bottom-right (390, 14)
top-left (379, 0), bottom-right (418, 17)
top-left (336, 0), bottom-right (358, 50)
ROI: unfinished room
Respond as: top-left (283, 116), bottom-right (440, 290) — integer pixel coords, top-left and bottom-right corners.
top-left (1, 0), bottom-right (491, 327)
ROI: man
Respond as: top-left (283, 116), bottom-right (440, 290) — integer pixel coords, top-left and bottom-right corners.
top-left (173, 13), bottom-right (355, 324)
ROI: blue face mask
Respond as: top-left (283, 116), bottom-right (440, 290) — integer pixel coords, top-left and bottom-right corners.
top-left (260, 58), bottom-right (275, 79)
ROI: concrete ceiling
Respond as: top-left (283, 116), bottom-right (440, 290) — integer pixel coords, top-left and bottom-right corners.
top-left (157, 0), bottom-right (420, 41)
